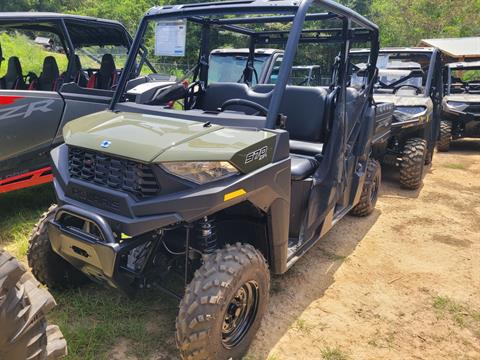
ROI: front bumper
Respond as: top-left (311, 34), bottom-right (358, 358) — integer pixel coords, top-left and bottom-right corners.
top-left (48, 205), bottom-right (152, 294)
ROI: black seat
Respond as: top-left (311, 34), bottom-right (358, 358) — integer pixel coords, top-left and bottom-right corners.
top-left (87, 54), bottom-right (117, 90)
top-left (37, 56), bottom-right (60, 91)
top-left (291, 156), bottom-right (319, 181)
top-left (200, 82), bottom-right (329, 180)
top-left (71, 55), bottom-right (88, 87)
top-left (0, 57), bottom-right (26, 89)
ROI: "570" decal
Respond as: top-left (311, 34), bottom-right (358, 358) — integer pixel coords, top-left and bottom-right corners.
top-left (245, 146), bottom-right (268, 164)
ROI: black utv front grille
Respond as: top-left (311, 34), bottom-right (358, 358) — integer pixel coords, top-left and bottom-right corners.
top-left (68, 147), bottom-right (160, 198)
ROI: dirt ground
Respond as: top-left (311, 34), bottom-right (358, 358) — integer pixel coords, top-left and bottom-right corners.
top-left (246, 139), bottom-right (480, 360)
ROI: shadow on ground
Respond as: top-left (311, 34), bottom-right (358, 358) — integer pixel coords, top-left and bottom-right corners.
top-left (249, 209), bottom-right (381, 358)
top-left (446, 138), bottom-right (480, 154)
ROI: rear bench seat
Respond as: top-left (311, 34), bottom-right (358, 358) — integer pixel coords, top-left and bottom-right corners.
top-left (199, 83), bottom-right (328, 180)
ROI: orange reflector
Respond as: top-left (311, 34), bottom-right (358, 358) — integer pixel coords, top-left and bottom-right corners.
top-left (224, 189), bottom-right (246, 202)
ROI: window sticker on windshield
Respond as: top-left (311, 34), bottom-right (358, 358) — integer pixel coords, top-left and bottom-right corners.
top-left (377, 55), bottom-right (389, 69)
top-left (155, 20), bottom-right (186, 57)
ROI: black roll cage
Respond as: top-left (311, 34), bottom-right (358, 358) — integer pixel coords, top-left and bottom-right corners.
top-left (111, 0), bottom-right (379, 129)
top-left (445, 62), bottom-right (480, 95)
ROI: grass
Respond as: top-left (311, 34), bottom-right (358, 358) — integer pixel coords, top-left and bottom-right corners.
top-left (321, 346), bottom-right (348, 360)
top-left (50, 285), bottom-right (178, 360)
top-left (0, 185), bottom-right (55, 258)
top-left (433, 295), bottom-right (480, 335)
top-left (443, 163), bottom-right (467, 170)
top-left (0, 32), bottom-right (69, 77)
top-left (291, 318), bottom-right (313, 334)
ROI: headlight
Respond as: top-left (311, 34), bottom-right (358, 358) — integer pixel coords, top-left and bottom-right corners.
top-left (446, 101), bottom-right (468, 111)
top-left (394, 106), bottom-right (427, 121)
top-left (395, 106), bottom-right (427, 115)
top-left (161, 161), bottom-right (239, 184)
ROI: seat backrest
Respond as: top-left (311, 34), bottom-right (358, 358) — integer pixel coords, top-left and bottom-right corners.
top-left (71, 55), bottom-right (88, 87)
top-left (199, 83), bottom-right (328, 142)
top-left (254, 84), bottom-right (328, 142)
top-left (93, 53), bottom-right (117, 90)
top-left (38, 56), bottom-right (60, 91)
top-left (1, 56), bottom-right (25, 89)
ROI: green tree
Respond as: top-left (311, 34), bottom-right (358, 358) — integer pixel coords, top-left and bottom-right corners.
top-left (371, 0), bottom-right (480, 46)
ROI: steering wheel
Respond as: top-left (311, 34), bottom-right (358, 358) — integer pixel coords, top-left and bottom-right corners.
top-left (185, 80), bottom-right (202, 109)
top-left (219, 99), bottom-right (268, 116)
top-left (393, 84), bottom-right (422, 95)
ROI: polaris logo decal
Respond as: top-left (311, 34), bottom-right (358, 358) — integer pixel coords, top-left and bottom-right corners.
top-left (0, 99), bottom-right (54, 120)
top-left (100, 140), bottom-right (112, 148)
top-left (245, 146), bottom-right (268, 164)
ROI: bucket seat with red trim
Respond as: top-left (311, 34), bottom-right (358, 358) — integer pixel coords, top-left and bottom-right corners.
top-left (87, 54), bottom-right (117, 90)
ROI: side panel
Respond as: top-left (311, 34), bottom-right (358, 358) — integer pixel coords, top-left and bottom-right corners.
top-left (53, 90), bottom-right (114, 146)
top-left (0, 91), bottom-right (64, 178)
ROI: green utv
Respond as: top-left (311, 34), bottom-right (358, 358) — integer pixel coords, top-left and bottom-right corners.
top-left (28, 1), bottom-right (387, 358)
top-left (438, 61), bottom-right (480, 151)
top-left (351, 48), bottom-right (443, 189)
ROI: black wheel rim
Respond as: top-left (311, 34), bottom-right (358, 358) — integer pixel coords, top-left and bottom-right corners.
top-left (221, 280), bottom-right (260, 349)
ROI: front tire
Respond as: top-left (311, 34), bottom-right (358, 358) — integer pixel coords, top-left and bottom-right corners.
top-left (399, 138), bottom-right (427, 190)
top-left (176, 243), bottom-right (270, 360)
top-left (437, 120), bottom-right (452, 152)
top-left (351, 159), bottom-right (381, 217)
top-left (0, 250), bottom-right (67, 359)
top-left (27, 205), bottom-right (88, 289)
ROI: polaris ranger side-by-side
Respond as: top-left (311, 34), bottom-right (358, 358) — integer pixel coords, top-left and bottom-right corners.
top-left (351, 48), bottom-right (443, 189)
top-left (0, 13), bottom-right (157, 194)
top-left (28, 1), bottom-right (385, 358)
top-left (438, 61), bottom-right (480, 151)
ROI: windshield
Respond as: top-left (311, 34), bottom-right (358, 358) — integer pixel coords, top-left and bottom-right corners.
top-left (377, 69), bottom-right (423, 88)
top-left (350, 51), bottom-right (432, 94)
top-left (208, 53), bottom-right (270, 85)
top-left (448, 67), bottom-right (480, 94)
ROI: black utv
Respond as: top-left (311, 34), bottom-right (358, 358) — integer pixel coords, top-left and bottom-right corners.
top-left (0, 13), bottom-right (157, 194)
top-left (351, 48), bottom-right (443, 189)
top-left (438, 61), bottom-right (480, 151)
top-left (28, 1), bottom-right (386, 358)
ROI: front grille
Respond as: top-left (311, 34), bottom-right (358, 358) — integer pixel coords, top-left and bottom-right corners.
top-left (68, 147), bottom-right (160, 198)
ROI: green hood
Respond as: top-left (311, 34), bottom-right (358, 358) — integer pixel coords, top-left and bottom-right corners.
top-left (63, 110), bottom-right (275, 164)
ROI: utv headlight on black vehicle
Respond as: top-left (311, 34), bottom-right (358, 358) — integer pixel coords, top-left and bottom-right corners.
top-left (393, 106), bottom-right (427, 122)
top-left (161, 161), bottom-right (239, 184)
top-left (446, 101), bottom-right (468, 112)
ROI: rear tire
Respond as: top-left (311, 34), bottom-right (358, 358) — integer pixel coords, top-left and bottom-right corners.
top-left (0, 250), bottom-right (67, 359)
top-left (437, 120), bottom-right (452, 152)
top-left (176, 243), bottom-right (270, 360)
top-left (27, 205), bottom-right (88, 289)
top-left (351, 159), bottom-right (381, 217)
top-left (399, 138), bottom-right (427, 190)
